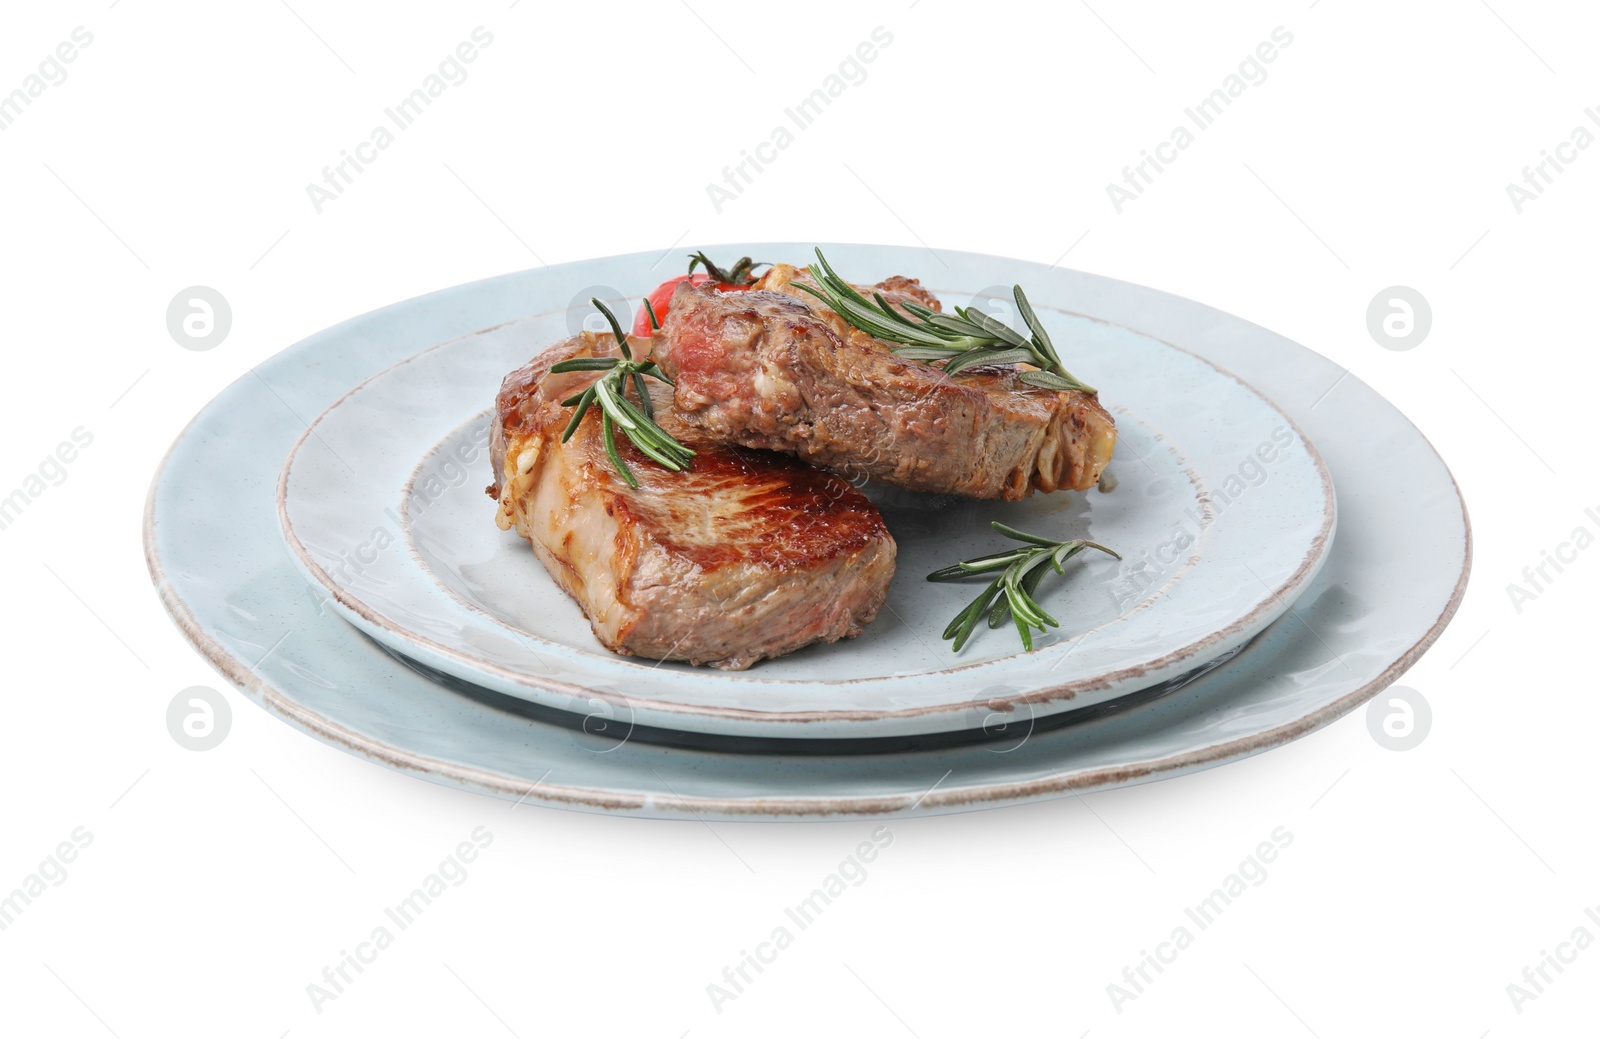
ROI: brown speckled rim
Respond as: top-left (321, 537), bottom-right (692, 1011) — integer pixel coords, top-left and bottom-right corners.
top-left (272, 306), bottom-right (1339, 733)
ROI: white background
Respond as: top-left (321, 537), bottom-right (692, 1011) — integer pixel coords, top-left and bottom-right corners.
top-left (1, 0), bottom-right (1595, 1035)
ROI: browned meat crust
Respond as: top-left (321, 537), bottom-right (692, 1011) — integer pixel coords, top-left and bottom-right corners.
top-left (655, 264), bottom-right (1116, 500)
top-left (490, 332), bottom-right (896, 670)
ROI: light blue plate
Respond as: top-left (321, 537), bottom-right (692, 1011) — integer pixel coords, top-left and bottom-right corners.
top-left (144, 244), bottom-right (1468, 818)
top-left (275, 287), bottom-right (1335, 738)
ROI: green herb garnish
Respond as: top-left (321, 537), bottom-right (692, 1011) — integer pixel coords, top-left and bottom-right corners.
top-left (688, 251), bottom-right (768, 286)
top-left (549, 299), bottom-right (694, 488)
top-left (795, 249), bottom-right (1095, 393)
top-left (929, 522), bottom-right (1119, 652)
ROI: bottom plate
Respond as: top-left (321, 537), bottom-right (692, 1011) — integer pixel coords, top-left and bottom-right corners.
top-left (144, 250), bottom-right (1469, 819)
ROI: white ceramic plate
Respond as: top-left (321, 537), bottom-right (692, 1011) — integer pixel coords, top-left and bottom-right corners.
top-left (146, 245), bottom-right (1467, 819)
top-left (277, 276), bottom-right (1334, 738)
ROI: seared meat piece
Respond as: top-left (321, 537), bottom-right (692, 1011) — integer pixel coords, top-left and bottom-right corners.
top-left (655, 264), bottom-right (1116, 500)
top-left (489, 331), bottom-right (895, 670)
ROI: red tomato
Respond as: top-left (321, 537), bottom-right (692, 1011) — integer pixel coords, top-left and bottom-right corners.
top-left (632, 273), bottom-right (711, 337)
top-left (631, 273), bottom-right (758, 337)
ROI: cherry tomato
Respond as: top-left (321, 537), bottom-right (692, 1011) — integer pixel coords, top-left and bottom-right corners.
top-left (631, 259), bottom-right (764, 337)
top-left (632, 273), bottom-right (714, 337)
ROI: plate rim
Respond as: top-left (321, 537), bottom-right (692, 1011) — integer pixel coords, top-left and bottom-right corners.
top-left (143, 242), bottom-right (1471, 816)
top-left (272, 302), bottom-right (1338, 733)
top-left (149, 469), bottom-right (1466, 815)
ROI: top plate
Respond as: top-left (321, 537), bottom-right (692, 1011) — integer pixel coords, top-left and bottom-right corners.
top-left (278, 250), bottom-right (1335, 738)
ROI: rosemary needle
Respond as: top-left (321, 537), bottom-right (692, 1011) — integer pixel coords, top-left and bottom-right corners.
top-left (548, 298), bottom-right (694, 488)
top-left (795, 249), bottom-right (1096, 393)
top-left (929, 522), bottom-right (1119, 652)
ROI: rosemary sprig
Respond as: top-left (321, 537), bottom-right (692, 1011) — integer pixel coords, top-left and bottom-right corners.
top-left (688, 251), bottom-right (768, 286)
top-left (549, 299), bottom-right (695, 488)
top-left (795, 249), bottom-right (1095, 393)
top-left (929, 522), bottom-right (1119, 652)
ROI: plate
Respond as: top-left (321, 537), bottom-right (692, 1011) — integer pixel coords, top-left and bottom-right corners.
top-left (277, 271), bottom-right (1335, 738)
top-left (145, 244), bottom-right (1467, 818)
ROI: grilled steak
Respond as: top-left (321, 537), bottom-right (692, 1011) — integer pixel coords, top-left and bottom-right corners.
top-left (655, 264), bottom-right (1117, 500)
top-left (489, 331), bottom-right (896, 670)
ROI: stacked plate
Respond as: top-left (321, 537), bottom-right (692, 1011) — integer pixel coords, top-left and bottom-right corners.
top-left (144, 244), bottom-right (1470, 819)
